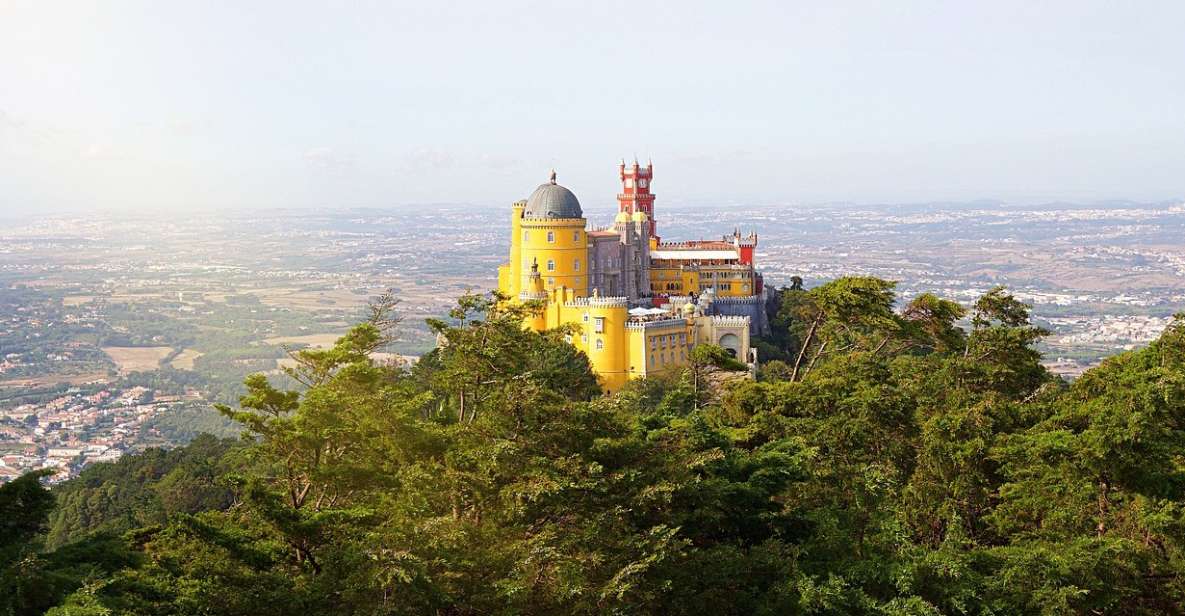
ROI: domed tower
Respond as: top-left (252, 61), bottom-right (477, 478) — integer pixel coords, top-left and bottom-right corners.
top-left (517, 171), bottom-right (589, 297)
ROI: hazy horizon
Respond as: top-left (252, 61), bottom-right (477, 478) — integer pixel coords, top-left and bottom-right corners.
top-left (3, 1), bottom-right (1184, 213)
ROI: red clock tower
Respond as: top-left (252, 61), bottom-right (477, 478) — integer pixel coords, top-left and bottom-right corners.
top-left (618, 159), bottom-right (657, 240)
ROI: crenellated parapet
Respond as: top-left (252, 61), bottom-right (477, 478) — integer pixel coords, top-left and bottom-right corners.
top-left (564, 296), bottom-right (629, 308)
top-left (625, 317), bottom-right (688, 332)
top-left (712, 295), bottom-right (762, 304)
top-left (709, 315), bottom-right (751, 326)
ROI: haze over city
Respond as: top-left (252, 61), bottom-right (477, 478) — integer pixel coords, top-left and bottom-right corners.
top-left (3, 0), bottom-right (1184, 213)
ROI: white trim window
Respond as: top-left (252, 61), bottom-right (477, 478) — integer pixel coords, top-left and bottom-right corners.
top-left (547, 259), bottom-right (555, 271)
top-left (547, 231), bottom-right (555, 243)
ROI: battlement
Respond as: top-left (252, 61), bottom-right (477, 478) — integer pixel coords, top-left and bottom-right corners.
top-left (626, 318), bottom-right (687, 331)
top-left (710, 315), bottom-right (751, 326)
top-left (519, 291), bottom-right (548, 301)
top-left (711, 295), bottom-right (761, 304)
top-left (564, 296), bottom-right (629, 308)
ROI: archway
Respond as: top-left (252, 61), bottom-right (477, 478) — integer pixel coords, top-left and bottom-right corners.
top-left (718, 333), bottom-right (740, 357)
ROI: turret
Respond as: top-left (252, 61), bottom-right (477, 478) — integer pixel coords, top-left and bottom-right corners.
top-left (519, 259), bottom-right (548, 330)
top-left (507, 200), bottom-right (526, 296)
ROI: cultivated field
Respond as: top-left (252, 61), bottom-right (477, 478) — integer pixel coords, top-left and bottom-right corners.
top-left (169, 349), bottom-right (204, 369)
top-left (0, 372), bottom-right (110, 389)
top-left (102, 347), bottom-right (174, 373)
top-left (263, 333), bottom-right (344, 348)
top-left (250, 286), bottom-right (371, 310)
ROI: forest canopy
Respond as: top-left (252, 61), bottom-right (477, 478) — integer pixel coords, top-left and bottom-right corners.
top-left (4, 279), bottom-right (1185, 615)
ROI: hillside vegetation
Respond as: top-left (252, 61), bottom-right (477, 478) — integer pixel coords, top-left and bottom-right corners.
top-left (3, 280), bottom-right (1185, 615)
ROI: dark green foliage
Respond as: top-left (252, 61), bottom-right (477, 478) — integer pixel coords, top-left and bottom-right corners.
top-left (16, 289), bottom-right (1185, 615)
top-left (0, 469), bottom-right (57, 555)
top-left (45, 434), bottom-right (241, 549)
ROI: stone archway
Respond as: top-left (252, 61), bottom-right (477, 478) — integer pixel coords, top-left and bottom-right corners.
top-left (718, 333), bottom-right (740, 357)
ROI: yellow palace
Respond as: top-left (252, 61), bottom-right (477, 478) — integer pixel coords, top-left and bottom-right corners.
top-left (497, 163), bottom-right (766, 392)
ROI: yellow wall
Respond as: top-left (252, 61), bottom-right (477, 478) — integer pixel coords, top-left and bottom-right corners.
top-left (641, 326), bottom-right (691, 377)
top-left (649, 266), bottom-right (684, 294)
top-left (520, 218), bottom-right (588, 297)
top-left (700, 267), bottom-right (755, 297)
top-left (583, 302), bottom-right (628, 392)
top-left (649, 264), bottom-right (757, 297)
top-left (521, 289), bottom-right (632, 393)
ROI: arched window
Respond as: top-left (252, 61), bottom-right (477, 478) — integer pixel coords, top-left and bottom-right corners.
top-left (547, 231), bottom-right (555, 243)
top-left (595, 339), bottom-right (604, 350)
top-left (523, 230), bottom-right (529, 242)
top-left (547, 259), bottom-right (555, 271)
top-left (574, 259), bottom-right (581, 271)
top-left (573, 230), bottom-right (580, 242)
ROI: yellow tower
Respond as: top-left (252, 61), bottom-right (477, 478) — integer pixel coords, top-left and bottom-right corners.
top-left (574, 293), bottom-right (630, 392)
top-left (517, 171), bottom-right (589, 297)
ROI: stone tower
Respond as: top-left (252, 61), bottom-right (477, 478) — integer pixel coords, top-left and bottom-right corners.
top-left (618, 159), bottom-right (657, 240)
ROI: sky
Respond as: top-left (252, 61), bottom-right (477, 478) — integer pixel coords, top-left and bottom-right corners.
top-left (1, 0), bottom-right (1184, 213)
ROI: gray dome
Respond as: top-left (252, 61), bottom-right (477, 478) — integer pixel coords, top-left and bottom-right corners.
top-left (523, 181), bottom-right (583, 219)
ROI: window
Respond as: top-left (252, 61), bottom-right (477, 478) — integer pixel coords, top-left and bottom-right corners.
top-left (573, 230), bottom-right (580, 242)
top-left (547, 231), bottom-right (555, 243)
top-left (583, 313), bottom-right (589, 322)
top-left (547, 277), bottom-right (554, 285)
top-left (594, 317), bottom-right (605, 333)
top-left (596, 339), bottom-right (604, 350)
top-left (574, 259), bottom-right (581, 271)
top-left (547, 259), bottom-right (555, 272)
top-left (523, 230), bottom-right (529, 242)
